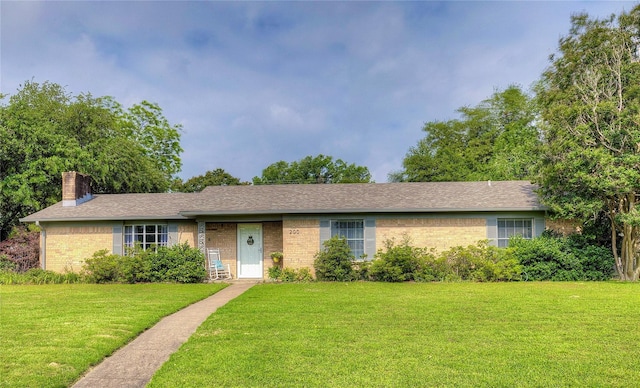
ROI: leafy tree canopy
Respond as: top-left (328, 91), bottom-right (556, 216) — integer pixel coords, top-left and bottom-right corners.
top-left (535, 6), bottom-right (640, 281)
top-left (253, 154), bottom-right (372, 185)
top-left (173, 168), bottom-right (248, 192)
top-left (391, 85), bottom-right (541, 182)
top-left (0, 80), bottom-right (183, 239)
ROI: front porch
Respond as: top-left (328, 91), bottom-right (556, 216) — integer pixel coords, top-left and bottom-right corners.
top-left (198, 221), bottom-right (283, 279)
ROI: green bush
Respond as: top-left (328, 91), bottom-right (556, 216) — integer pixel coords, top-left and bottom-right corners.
top-left (509, 232), bottom-right (614, 281)
top-left (83, 250), bottom-right (123, 283)
top-left (155, 243), bottom-right (207, 283)
top-left (370, 238), bottom-right (435, 282)
top-left (119, 251), bottom-right (152, 283)
top-left (82, 243), bottom-right (207, 284)
top-left (368, 239), bottom-right (521, 283)
top-left (314, 236), bottom-right (356, 281)
top-left (268, 266), bottom-right (314, 282)
top-left (267, 265), bottom-right (283, 280)
top-left (438, 241), bottom-right (521, 282)
top-left (353, 260), bottom-right (372, 281)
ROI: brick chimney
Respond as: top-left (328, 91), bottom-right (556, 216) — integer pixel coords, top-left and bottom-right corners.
top-left (62, 171), bottom-right (93, 207)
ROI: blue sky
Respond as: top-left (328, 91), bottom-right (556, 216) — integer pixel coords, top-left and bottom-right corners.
top-left (1, 1), bottom-right (633, 183)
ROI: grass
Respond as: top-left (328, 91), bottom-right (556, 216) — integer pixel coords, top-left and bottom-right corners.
top-left (0, 283), bottom-right (227, 388)
top-left (149, 282), bottom-right (640, 387)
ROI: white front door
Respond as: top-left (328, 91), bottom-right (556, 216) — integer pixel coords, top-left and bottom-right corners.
top-left (237, 224), bottom-right (263, 278)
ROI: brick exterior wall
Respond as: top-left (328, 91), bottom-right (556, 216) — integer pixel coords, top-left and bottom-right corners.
top-left (43, 223), bottom-right (113, 272)
top-left (43, 221), bottom-right (198, 273)
top-left (376, 217), bottom-right (487, 252)
top-left (41, 215), bottom-right (564, 276)
top-left (262, 221), bottom-right (283, 277)
top-left (282, 218), bottom-right (319, 270)
top-left (177, 223), bottom-right (197, 246)
top-left (205, 223), bottom-right (238, 277)
top-left (546, 219), bottom-right (581, 236)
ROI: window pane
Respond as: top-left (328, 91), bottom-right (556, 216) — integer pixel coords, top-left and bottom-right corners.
top-left (331, 219), bottom-right (364, 258)
top-left (124, 226), bottom-right (133, 247)
top-left (497, 218), bottom-right (533, 246)
top-left (523, 220), bottom-right (532, 239)
top-left (124, 224), bottom-right (168, 252)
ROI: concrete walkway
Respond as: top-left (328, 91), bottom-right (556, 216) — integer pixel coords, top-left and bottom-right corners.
top-left (72, 282), bottom-right (256, 388)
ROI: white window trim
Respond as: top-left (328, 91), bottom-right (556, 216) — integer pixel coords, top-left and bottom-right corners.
top-left (124, 224), bottom-right (169, 251)
top-left (497, 218), bottom-right (533, 247)
top-left (330, 219), bottom-right (365, 260)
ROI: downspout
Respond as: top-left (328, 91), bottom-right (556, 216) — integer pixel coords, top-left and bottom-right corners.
top-left (36, 221), bottom-right (46, 270)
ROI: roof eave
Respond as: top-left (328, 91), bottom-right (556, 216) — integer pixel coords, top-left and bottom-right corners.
top-left (21, 206), bottom-right (548, 223)
top-left (179, 207), bottom-right (547, 217)
top-left (21, 215), bottom-right (190, 223)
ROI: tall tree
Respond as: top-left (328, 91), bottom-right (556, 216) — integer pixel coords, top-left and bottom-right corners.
top-left (253, 154), bottom-right (372, 185)
top-left (391, 85), bottom-right (540, 182)
top-left (535, 7), bottom-right (640, 281)
top-left (174, 168), bottom-right (247, 192)
top-left (119, 100), bottom-right (183, 181)
top-left (0, 81), bottom-right (183, 239)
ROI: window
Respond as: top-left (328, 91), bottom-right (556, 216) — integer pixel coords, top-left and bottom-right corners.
top-left (331, 219), bottom-right (364, 259)
top-left (497, 219), bottom-right (532, 247)
top-left (124, 224), bottom-right (168, 251)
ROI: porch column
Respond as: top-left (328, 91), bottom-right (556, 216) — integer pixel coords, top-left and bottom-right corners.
top-left (197, 221), bottom-right (206, 254)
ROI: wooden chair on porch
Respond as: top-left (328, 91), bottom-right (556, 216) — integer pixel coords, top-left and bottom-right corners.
top-left (207, 248), bottom-right (232, 280)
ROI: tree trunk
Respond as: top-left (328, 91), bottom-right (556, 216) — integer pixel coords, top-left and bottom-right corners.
top-left (611, 194), bottom-right (640, 281)
top-left (620, 225), bottom-right (636, 281)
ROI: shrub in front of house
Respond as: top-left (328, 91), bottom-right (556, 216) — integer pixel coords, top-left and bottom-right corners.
top-left (370, 238), bottom-right (437, 282)
top-left (82, 243), bottom-right (207, 284)
top-left (353, 260), bottom-right (372, 280)
top-left (152, 243), bottom-right (207, 283)
top-left (438, 241), bottom-right (522, 282)
top-left (314, 236), bottom-right (357, 281)
top-left (369, 239), bottom-right (521, 282)
top-left (268, 266), bottom-right (314, 282)
top-left (509, 232), bottom-right (614, 281)
top-left (83, 250), bottom-right (124, 283)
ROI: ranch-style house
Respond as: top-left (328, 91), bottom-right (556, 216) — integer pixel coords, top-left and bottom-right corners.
top-left (21, 171), bottom-right (564, 279)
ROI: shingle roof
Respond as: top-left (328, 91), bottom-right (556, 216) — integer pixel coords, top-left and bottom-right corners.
top-left (21, 181), bottom-right (545, 222)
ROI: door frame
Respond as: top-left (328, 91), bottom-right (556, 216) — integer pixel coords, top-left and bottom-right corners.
top-left (237, 223), bottom-right (263, 278)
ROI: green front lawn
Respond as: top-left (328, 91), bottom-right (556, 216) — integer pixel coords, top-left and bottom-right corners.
top-left (0, 283), bottom-right (227, 388)
top-left (150, 282), bottom-right (640, 387)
